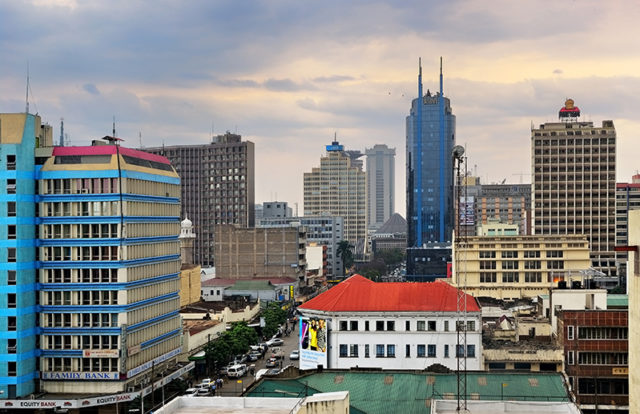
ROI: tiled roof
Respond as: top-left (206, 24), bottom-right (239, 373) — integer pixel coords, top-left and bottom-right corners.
top-left (299, 274), bottom-right (480, 312)
top-left (248, 371), bottom-right (571, 414)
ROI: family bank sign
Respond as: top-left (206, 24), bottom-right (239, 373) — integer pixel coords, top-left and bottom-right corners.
top-left (2, 392), bottom-right (137, 409)
top-left (41, 371), bottom-right (120, 380)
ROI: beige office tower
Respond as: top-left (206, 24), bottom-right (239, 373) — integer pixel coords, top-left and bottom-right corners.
top-left (304, 140), bottom-right (366, 253)
top-left (531, 99), bottom-right (617, 276)
top-left (365, 144), bottom-right (395, 230)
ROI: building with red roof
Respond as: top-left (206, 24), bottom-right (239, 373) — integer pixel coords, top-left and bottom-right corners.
top-left (297, 275), bottom-right (481, 371)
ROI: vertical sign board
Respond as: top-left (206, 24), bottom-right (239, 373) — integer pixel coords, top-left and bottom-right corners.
top-left (299, 317), bottom-right (328, 370)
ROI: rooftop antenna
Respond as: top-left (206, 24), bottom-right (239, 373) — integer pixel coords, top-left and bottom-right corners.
top-left (139, 131), bottom-right (142, 148)
top-left (25, 61), bottom-right (30, 114)
top-left (112, 115), bottom-right (116, 137)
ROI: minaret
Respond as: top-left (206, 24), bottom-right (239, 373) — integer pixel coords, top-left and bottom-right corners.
top-left (179, 216), bottom-right (196, 264)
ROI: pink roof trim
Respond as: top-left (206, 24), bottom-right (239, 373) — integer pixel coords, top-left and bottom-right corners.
top-left (52, 145), bottom-right (172, 165)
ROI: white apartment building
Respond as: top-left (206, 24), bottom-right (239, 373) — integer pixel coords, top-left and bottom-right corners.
top-left (298, 275), bottom-right (482, 371)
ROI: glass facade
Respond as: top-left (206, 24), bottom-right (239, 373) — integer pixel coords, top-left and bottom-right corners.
top-left (406, 92), bottom-right (456, 247)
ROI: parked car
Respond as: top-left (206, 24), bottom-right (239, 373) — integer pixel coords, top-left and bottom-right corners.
top-left (265, 357), bottom-right (278, 368)
top-left (184, 388), bottom-right (198, 397)
top-left (201, 378), bottom-right (212, 386)
top-left (250, 345), bottom-right (263, 352)
top-left (196, 388), bottom-right (210, 396)
top-left (248, 351), bottom-right (261, 361)
top-left (266, 337), bottom-right (284, 347)
top-left (227, 364), bottom-right (247, 378)
top-left (234, 354), bottom-right (248, 364)
top-left (289, 350), bottom-right (299, 360)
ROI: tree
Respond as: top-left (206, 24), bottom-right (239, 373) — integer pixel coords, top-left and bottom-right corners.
top-left (375, 248), bottom-right (405, 269)
top-left (262, 302), bottom-right (287, 339)
top-left (336, 240), bottom-right (354, 276)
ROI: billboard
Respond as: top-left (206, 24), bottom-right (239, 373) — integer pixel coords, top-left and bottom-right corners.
top-left (299, 317), bottom-right (328, 370)
top-left (459, 196), bottom-right (475, 226)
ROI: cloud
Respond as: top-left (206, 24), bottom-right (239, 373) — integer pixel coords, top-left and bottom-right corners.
top-left (82, 83), bottom-right (100, 95)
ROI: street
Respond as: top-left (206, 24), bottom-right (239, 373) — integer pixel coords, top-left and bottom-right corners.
top-left (197, 321), bottom-right (300, 396)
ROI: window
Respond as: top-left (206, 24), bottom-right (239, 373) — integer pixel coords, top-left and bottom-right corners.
top-left (8, 316), bottom-right (16, 331)
top-left (386, 344), bottom-right (395, 358)
top-left (7, 155), bottom-right (16, 170)
top-left (339, 344), bottom-right (348, 357)
top-left (524, 250), bottom-right (540, 258)
top-left (427, 344), bottom-right (436, 358)
top-left (376, 344), bottom-right (385, 357)
top-left (444, 345), bottom-right (449, 358)
top-left (502, 272), bottom-right (519, 283)
top-left (467, 345), bottom-right (476, 358)
top-left (7, 270), bottom-right (16, 285)
top-left (7, 179), bottom-right (16, 194)
top-left (340, 321), bottom-right (348, 331)
top-left (7, 248), bottom-right (16, 262)
top-left (567, 326), bottom-right (574, 340)
top-left (524, 261), bottom-right (541, 270)
top-left (480, 272), bottom-right (497, 283)
top-left (479, 251), bottom-right (495, 258)
top-left (417, 321), bottom-right (426, 331)
top-left (7, 294), bottom-right (16, 308)
top-left (376, 321), bottom-right (384, 331)
top-left (350, 344), bottom-right (358, 357)
top-left (8, 362), bottom-right (16, 376)
top-left (406, 344), bottom-right (411, 357)
top-left (428, 321), bottom-right (436, 331)
top-left (7, 201), bottom-right (16, 217)
top-left (525, 272), bottom-right (542, 283)
top-left (405, 320), bottom-right (410, 331)
top-left (567, 351), bottom-right (574, 365)
top-left (350, 321), bottom-right (358, 331)
top-left (502, 261), bottom-right (518, 270)
top-left (501, 251), bottom-right (518, 258)
top-left (548, 260), bottom-right (564, 270)
top-left (7, 338), bottom-right (16, 354)
top-left (386, 321), bottom-right (395, 331)
top-left (480, 261), bottom-right (497, 270)
top-left (417, 345), bottom-right (426, 357)
top-left (467, 321), bottom-right (475, 331)
top-left (444, 321), bottom-right (449, 332)
top-left (364, 344), bottom-right (370, 358)
top-left (365, 321), bottom-right (369, 331)
top-left (546, 250), bottom-right (563, 258)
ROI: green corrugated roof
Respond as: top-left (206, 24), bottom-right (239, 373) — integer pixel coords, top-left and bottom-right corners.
top-left (247, 371), bottom-right (569, 414)
top-left (228, 280), bottom-right (274, 291)
top-left (607, 294), bottom-right (628, 308)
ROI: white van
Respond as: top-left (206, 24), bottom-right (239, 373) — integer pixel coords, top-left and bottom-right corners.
top-left (227, 364), bottom-right (247, 378)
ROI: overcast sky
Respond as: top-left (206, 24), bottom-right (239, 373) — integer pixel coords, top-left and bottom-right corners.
top-left (2, 0), bottom-right (639, 216)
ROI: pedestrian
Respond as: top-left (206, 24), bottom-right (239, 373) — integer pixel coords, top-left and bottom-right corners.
top-left (210, 382), bottom-right (216, 396)
top-left (218, 377), bottom-right (224, 389)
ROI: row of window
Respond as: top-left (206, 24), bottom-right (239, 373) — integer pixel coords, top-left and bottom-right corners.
top-left (479, 260), bottom-right (564, 270)
top-left (338, 319), bottom-right (475, 332)
top-left (479, 272), bottom-right (543, 283)
top-left (42, 268), bottom-right (118, 284)
top-left (42, 313), bottom-right (119, 328)
top-left (567, 351), bottom-right (627, 365)
top-left (43, 357), bottom-right (119, 373)
top-left (338, 343), bottom-right (476, 358)
top-left (42, 290), bottom-right (118, 306)
top-left (42, 335), bottom-right (119, 350)
top-left (567, 326), bottom-right (628, 340)
top-left (479, 250), bottom-right (562, 259)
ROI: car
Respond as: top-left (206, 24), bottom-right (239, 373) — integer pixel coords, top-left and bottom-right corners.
top-left (184, 388), bottom-right (198, 397)
top-left (265, 357), bottom-right (278, 368)
top-left (234, 354), bottom-right (248, 364)
top-left (250, 345), bottom-right (263, 352)
top-left (196, 388), bottom-right (210, 396)
top-left (289, 350), bottom-right (299, 360)
top-left (266, 338), bottom-right (284, 347)
top-left (227, 364), bottom-right (247, 378)
top-left (248, 351), bottom-right (261, 361)
top-left (200, 378), bottom-right (212, 386)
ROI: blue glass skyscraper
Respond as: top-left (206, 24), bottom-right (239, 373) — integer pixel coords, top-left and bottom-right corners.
top-left (406, 59), bottom-right (456, 247)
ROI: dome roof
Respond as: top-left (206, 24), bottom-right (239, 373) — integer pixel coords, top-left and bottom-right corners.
top-left (181, 216), bottom-right (193, 228)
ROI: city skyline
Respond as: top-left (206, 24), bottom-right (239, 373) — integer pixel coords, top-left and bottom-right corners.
top-left (2, 1), bottom-right (640, 212)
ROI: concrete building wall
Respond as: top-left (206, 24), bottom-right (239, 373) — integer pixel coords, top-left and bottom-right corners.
top-left (180, 265), bottom-right (202, 307)
top-left (532, 118), bottom-right (617, 276)
top-left (627, 210), bottom-right (640, 414)
top-left (215, 225), bottom-right (306, 279)
top-left (451, 235), bottom-right (591, 300)
top-left (365, 144), bottom-right (395, 230)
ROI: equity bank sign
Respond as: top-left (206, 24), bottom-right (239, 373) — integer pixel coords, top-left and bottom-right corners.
top-left (41, 371), bottom-right (120, 380)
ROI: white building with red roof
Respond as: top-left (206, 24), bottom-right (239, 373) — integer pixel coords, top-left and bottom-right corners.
top-left (297, 275), bottom-right (482, 371)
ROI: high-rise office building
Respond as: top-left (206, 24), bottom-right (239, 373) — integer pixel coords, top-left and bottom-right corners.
top-left (531, 99), bottom-right (617, 276)
top-left (262, 201), bottom-right (293, 218)
top-left (616, 174), bottom-right (640, 276)
top-left (406, 60), bottom-right (456, 247)
top-left (0, 113), bottom-right (52, 398)
top-left (1, 112), bottom-right (185, 398)
top-left (303, 140), bottom-right (366, 252)
top-left (144, 132), bottom-right (255, 266)
top-left (38, 143), bottom-right (183, 394)
top-left (365, 144), bottom-right (395, 230)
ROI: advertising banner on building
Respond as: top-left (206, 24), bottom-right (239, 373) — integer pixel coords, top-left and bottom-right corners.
top-left (459, 196), bottom-right (475, 226)
top-left (299, 317), bottom-right (328, 370)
